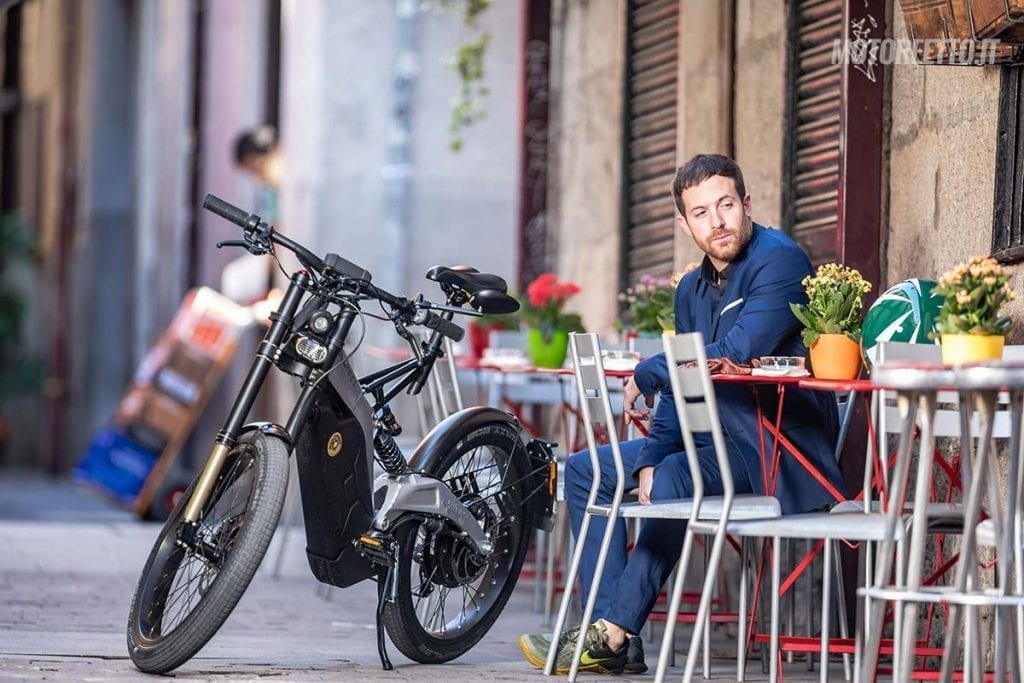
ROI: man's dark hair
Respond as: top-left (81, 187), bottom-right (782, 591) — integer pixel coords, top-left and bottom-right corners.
top-left (233, 126), bottom-right (277, 164)
top-left (671, 153), bottom-right (746, 217)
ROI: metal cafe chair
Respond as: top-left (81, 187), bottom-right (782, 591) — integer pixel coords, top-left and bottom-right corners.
top-left (654, 335), bottom-right (903, 683)
top-left (545, 332), bottom-right (780, 681)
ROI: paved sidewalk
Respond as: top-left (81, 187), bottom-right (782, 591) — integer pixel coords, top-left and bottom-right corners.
top-left (0, 475), bottom-right (843, 681)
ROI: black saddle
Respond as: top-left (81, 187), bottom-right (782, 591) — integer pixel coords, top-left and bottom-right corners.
top-left (426, 265), bottom-right (520, 314)
top-left (426, 265), bottom-right (508, 294)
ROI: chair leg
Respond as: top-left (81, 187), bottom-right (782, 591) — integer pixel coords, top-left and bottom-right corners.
top-left (737, 538), bottom-right (749, 683)
top-left (703, 540), bottom-right (712, 679)
top-left (568, 511), bottom-right (620, 682)
top-left (684, 524), bottom-right (733, 683)
top-left (770, 536), bottom-right (782, 683)
top-left (786, 538), bottom-right (796, 665)
top-left (832, 541), bottom-right (853, 682)
top-left (819, 539), bottom-right (833, 683)
top-left (807, 538), bottom-right (815, 672)
top-left (654, 527), bottom-right (699, 683)
top-left (545, 511), bottom-right (593, 676)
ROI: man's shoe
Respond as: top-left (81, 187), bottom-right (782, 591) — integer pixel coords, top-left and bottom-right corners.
top-left (517, 621), bottom-right (628, 674)
top-left (624, 635), bottom-right (647, 674)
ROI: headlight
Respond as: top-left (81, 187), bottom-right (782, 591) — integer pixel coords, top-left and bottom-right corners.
top-left (295, 335), bottom-right (328, 364)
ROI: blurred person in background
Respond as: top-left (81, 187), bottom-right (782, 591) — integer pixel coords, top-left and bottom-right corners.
top-left (233, 125), bottom-right (281, 222)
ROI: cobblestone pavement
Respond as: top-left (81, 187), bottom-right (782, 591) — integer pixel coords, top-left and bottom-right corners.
top-left (0, 475), bottom-right (841, 681)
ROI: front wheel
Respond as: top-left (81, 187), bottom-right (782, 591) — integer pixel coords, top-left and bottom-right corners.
top-left (381, 422), bottom-right (533, 663)
top-left (126, 432), bottom-right (289, 674)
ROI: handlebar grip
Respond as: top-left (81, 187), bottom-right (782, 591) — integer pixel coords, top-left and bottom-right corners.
top-left (203, 194), bottom-right (252, 227)
top-left (413, 310), bottom-right (465, 342)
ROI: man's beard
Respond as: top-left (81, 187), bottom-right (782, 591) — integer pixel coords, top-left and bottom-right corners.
top-left (704, 224), bottom-right (749, 262)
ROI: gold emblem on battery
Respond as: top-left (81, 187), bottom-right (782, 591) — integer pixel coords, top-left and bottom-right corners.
top-left (327, 432), bottom-right (343, 457)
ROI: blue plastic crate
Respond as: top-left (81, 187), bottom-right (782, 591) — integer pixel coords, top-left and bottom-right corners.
top-left (73, 428), bottom-right (159, 505)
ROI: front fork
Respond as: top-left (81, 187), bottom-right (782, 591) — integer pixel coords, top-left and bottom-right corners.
top-left (182, 271), bottom-right (310, 524)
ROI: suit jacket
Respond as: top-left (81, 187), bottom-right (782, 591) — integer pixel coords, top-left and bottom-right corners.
top-left (632, 223), bottom-right (844, 514)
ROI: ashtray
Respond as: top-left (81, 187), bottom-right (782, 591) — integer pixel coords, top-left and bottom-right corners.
top-left (753, 356), bottom-right (808, 377)
top-left (601, 349), bottom-right (641, 372)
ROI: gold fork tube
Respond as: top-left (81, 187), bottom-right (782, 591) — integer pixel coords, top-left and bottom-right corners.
top-left (183, 443), bottom-right (232, 523)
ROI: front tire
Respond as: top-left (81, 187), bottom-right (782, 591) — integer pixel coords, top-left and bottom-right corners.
top-left (126, 433), bottom-right (289, 674)
top-left (381, 422), bottom-right (533, 663)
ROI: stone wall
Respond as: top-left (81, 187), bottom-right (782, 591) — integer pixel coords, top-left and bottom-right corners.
top-left (548, 0), bottom-right (626, 335)
top-left (732, 0), bottom-right (786, 230)
top-left (886, 10), bottom-right (1023, 331)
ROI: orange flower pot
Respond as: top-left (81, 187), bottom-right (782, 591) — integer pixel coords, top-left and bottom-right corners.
top-left (940, 333), bottom-right (1004, 366)
top-left (809, 333), bottom-right (862, 380)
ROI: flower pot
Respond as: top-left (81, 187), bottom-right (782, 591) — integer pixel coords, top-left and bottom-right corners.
top-left (467, 321), bottom-right (493, 360)
top-left (940, 333), bottom-right (1005, 366)
top-left (527, 328), bottom-right (570, 368)
top-left (809, 333), bottom-right (861, 380)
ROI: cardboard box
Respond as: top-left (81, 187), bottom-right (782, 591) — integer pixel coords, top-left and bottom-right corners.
top-left (116, 385), bottom-right (189, 441)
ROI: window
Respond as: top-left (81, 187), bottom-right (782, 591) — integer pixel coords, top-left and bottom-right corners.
top-left (620, 0), bottom-right (679, 288)
top-left (992, 66), bottom-right (1024, 263)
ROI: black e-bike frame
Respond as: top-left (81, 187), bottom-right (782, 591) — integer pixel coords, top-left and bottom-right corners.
top-left (178, 195), bottom-right (556, 668)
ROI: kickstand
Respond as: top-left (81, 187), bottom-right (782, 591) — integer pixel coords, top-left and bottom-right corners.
top-left (376, 571), bottom-right (394, 671)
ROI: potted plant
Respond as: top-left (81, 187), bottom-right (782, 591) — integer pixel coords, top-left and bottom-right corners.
top-left (933, 256), bottom-right (1016, 365)
top-left (519, 273), bottom-right (585, 368)
top-left (789, 263), bottom-right (872, 380)
top-left (617, 273), bottom-right (680, 337)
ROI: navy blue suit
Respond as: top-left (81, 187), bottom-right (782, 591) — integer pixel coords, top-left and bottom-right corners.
top-left (564, 223), bottom-right (843, 634)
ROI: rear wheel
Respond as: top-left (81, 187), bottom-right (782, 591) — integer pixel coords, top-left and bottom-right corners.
top-left (381, 422), bottom-right (533, 663)
top-left (126, 433), bottom-right (289, 674)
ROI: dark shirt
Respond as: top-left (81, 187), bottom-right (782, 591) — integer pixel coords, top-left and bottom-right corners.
top-left (699, 259), bottom-right (731, 310)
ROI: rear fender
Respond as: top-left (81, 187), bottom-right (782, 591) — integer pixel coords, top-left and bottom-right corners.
top-left (402, 406), bottom-right (556, 531)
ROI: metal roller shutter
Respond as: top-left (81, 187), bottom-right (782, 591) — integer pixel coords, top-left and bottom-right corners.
top-left (621, 0), bottom-right (679, 286)
top-left (785, 0), bottom-right (843, 266)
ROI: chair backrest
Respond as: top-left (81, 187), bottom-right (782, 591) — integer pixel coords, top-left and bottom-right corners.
top-left (568, 333), bottom-right (628, 506)
top-left (662, 331), bottom-right (734, 504)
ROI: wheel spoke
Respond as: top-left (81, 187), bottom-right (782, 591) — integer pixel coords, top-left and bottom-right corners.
top-left (134, 447), bottom-right (260, 641)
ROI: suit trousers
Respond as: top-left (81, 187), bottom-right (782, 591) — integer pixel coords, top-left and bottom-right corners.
top-left (563, 438), bottom-right (753, 635)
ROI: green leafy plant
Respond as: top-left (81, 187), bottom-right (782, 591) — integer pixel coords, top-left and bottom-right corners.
top-left (789, 263), bottom-right (872, 348)
top-left (519, 273), bottom-right (585, 343)
top-left (441, 0), bottom-right (493, 151)
top-left (0, 213), bottom-right (42, 405)
top-left (616, 274), bottom-right (680, 335)
top-left (933, 256), bottom-right (1016, 335)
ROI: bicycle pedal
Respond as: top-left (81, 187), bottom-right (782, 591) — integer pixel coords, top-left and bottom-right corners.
top-left (354, 532), bottom-right (396, 567)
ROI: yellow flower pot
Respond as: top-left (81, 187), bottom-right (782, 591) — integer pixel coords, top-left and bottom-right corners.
top-left (809, 333), bottom-right (862, 380)
top-left (940, 333), bottom-right (1004, 366)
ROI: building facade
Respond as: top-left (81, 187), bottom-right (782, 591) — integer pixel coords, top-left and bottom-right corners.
top-left (547, 0), bottom-right (1023, 336)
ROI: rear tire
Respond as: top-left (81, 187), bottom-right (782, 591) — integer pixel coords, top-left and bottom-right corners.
top-left (381, 422), bottom-right (533, 663)
top-left (126, 433), bottom-right (289, 673)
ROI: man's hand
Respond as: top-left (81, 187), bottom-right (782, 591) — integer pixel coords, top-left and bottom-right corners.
top-left (623, 375), bottom-right (654, 424)
top-left (637, 466), bottom-right (654, 504)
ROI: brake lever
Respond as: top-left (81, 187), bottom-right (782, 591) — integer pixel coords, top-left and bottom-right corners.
top-left (216, 240), bottom-right (249, 249)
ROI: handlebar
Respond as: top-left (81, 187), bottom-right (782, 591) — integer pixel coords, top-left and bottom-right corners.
top-left (203, 194), bottom-right (252, 227)
top-left (413, 309), bottom-right (465, 342)
top-left (202, 193), bottom-right (465, 343)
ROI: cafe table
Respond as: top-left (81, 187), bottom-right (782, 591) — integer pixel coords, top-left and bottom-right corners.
top-left (858, 362), bottom-right (1024, 683)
